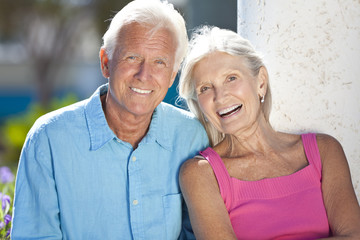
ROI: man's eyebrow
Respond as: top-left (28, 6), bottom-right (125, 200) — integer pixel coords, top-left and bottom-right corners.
top-left (124, 52), bottom-right (141, 57)
top-left (154, 56), bottom-right (169, 62)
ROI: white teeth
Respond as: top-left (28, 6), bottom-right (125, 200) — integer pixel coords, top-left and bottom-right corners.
top-left (131, 87), bottom-right (152, 94)
top-left (218, 105), bottom-right (242, 115)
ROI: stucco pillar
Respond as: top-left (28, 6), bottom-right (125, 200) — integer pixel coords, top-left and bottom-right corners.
top-left (238, 0), bottom-right (360, 200)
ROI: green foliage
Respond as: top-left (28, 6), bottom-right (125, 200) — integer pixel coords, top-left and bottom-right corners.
top-left (1, 94), bottom-right (78, 165)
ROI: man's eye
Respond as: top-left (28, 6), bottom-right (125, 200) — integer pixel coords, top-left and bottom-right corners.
top-left (228, 76), bottom-right (237, 81)
top-left (155, 59), bottom-right (166, 67)
top-left (126, 56), bottom-right (139, 63)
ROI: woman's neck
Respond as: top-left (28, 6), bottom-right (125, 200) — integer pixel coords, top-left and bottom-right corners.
top-left (216, 115), bottom-right (278, 158)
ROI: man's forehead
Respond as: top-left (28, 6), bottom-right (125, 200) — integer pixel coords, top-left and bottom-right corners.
top-left (119, 22), bottom-right (173, 40)
top-left (114, 23), bottom-right (176, 58)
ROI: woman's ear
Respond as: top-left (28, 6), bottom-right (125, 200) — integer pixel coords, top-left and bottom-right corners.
top-left (100, 48), bottom-right (110, 78)
top-left (257, 66), bottom-right (268, 96)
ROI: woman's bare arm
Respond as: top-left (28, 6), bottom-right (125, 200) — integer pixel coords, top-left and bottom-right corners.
top-left (179, 158), bottom-right (237, 240)
top-left (317, 134), bottom-right (360, 239)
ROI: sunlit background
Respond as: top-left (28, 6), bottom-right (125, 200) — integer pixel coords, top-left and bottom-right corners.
top-left (0, 1), bottom-right (359, 237)
top-left (0, 0), bottom-right (236, 168)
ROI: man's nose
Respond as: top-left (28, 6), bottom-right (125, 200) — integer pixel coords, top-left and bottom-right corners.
top-left (135, 61), bottom-right (152, 82)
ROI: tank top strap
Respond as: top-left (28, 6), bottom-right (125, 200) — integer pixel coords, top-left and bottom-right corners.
top-left (301, 133), bottom-right (322, 179)
top-left (199, 147), bottom-right (234, 209)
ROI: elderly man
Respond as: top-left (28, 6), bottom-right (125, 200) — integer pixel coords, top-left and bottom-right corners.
top-left (11, 0), bottom-right (208, 239)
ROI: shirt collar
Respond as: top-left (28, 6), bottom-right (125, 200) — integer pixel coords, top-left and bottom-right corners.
top-left (84, 84), bottom-right (173, 151)
top-left (141, 103), bottom-right (173, 151)
top-left (85, 84), bottom-right (115, 151)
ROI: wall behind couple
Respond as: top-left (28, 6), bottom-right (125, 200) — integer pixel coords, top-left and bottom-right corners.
top-left (237, 0), bottom-right (360, 200)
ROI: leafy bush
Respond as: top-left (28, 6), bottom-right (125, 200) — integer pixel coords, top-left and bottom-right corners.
top-left (1, 93), bottom-right (78, 165)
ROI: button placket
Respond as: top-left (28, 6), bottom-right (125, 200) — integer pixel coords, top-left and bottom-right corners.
top-left (128, 152), bottom-right (143, 238)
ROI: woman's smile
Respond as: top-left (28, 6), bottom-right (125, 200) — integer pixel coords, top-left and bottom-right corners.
top-left (217, 104), bottom-right (243, 118)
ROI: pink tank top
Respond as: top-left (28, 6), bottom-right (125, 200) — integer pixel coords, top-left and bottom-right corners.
top-left (199, 133), bottom-right (330, 239)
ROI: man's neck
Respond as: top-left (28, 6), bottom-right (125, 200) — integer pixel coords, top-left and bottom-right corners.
top-left (101, 94), bottom-right (152, 149)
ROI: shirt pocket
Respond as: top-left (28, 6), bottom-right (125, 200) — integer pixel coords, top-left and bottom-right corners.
top-left (162, 193), bottom-right (182, 240)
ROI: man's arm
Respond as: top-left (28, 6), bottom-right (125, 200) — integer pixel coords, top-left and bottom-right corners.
top-left (11, 129), bottom-right (62, 240)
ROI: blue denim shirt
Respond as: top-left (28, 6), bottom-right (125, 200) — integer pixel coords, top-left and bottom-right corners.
top-left (11, 84), bottom-right (209, 240)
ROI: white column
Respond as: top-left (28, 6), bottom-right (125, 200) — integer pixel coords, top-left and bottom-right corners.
top-left (238, 0), bottom-right (360, 200)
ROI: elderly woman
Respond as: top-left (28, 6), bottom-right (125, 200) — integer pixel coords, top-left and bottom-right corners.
top-left (178, 26), bottom-right (360, 240)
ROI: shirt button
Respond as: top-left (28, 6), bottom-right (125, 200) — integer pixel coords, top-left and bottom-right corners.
top-left (133, 200), bottom-right (139, 205)
top-left (132, 156), bottom-right (136, 162)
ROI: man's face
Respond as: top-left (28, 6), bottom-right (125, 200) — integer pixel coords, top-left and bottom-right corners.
top-left (102, 22), bottom-right (177, 119)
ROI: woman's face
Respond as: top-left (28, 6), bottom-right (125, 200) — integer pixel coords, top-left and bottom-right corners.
top-left (193, 51), bottom-right (266, 135)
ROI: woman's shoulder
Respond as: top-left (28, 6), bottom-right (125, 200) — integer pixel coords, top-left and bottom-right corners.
top-left (180, 155), bottom-right (218, 184)
top-left (180, 155), bottom-right (222, 199)
top-left (315, 133), bottom-right (341, 144)
top-left (315, 133), bottom-right (345, 159)
top-left (279, 132), bottom-right (342, 151)
top-left (181, 156), bottom-right (212, 176)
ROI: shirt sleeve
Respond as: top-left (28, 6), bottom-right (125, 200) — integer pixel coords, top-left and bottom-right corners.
top-left (11, 127), bottom-right (63, 240)
top-left (179, 201), bottom-right (196, 240)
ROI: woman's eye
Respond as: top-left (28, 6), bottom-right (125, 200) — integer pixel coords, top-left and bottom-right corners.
top-left (200, 86), bottom-right (210, 93)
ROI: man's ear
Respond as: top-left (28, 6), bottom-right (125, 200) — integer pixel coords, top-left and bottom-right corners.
top-left (100, 48), bottom-right (110, 78)
top-left (257, 66), bottom-right (268, 96)
top-left (168, 71), bottom-right (178, 88)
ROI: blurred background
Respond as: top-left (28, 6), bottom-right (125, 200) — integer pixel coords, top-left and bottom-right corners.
top-left (1, 1), bottom-right (359, 237)
top-left (0, 0), bottom-right (236, 168)
top-left (0, 2), bottom-right (359, 237)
